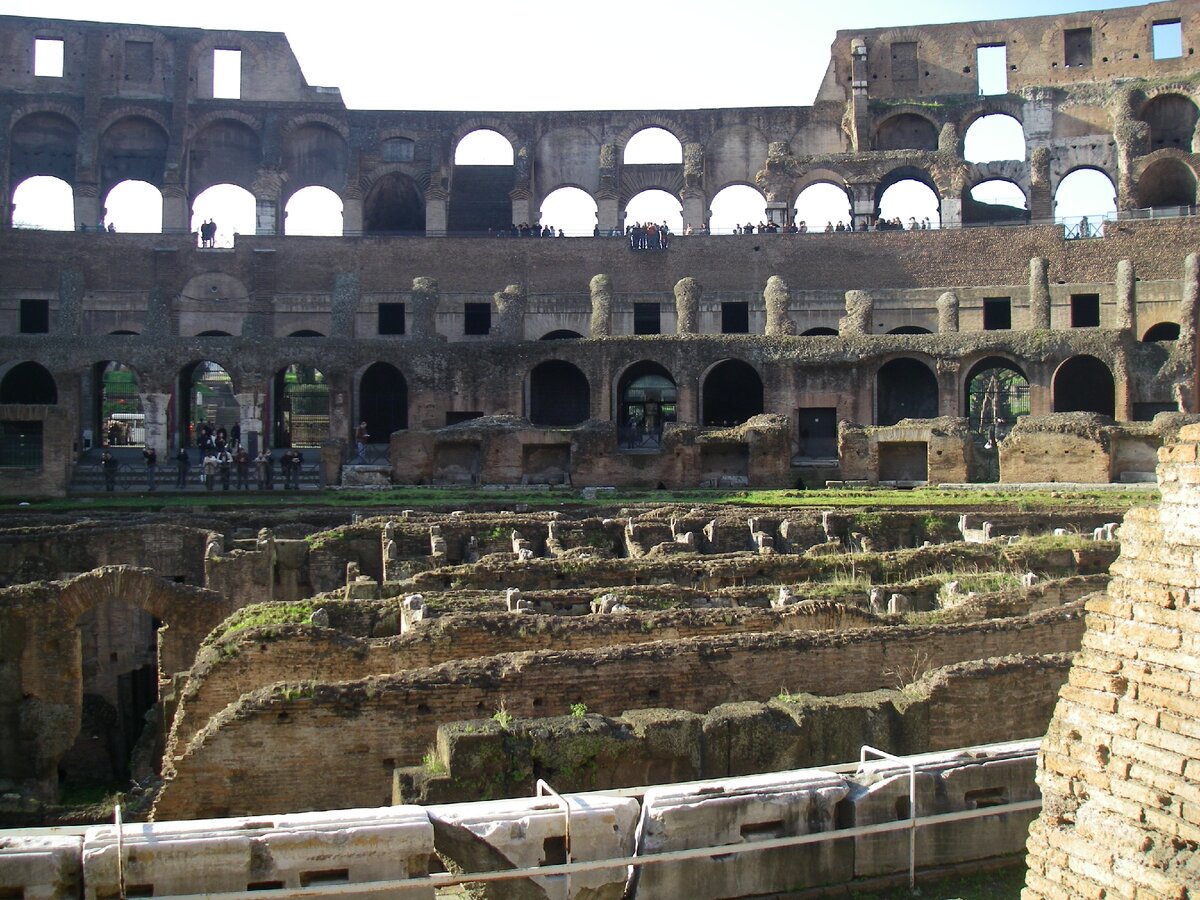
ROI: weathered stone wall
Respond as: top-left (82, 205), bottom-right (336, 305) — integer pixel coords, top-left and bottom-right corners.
top-left (0, 523), bottom-right (208, 586)
top-left (1024, 426), bottom-right (1200, 898)
top-left (154, 609), bottom-right (1084, 819)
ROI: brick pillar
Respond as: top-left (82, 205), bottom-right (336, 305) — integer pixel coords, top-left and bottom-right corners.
top-left (1029, 257), bottom-right (1051, 330)
top-left (140, 392), bottom-right (171, 455)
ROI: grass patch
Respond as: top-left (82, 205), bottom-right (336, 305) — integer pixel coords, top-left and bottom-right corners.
top-left (214, 601), bottom-right (318, 642)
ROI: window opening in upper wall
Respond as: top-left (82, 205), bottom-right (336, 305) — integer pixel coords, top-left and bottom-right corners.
top-left (382, 137), bottom-right (415, 162)
top-left (976, 45), bottom-right (1007, 95)
top-left (1064, 28), bottom-right (1093, 67)
top-left (213, 48), bottom-right (242, 99)
top-left (891, 41), bottom-right (918, 85)
top-left (34, 38), bottom-right (64, 77)
top-left (124, 40), bottom-right (153, 82)
top-left (1153, 20), bottom-right (1183, 60)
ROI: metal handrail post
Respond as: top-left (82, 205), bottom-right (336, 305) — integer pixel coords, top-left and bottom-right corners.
top-left (860, 745), bottom-right (917, 889)
top-left (536, 779), bottom-right (571, 897)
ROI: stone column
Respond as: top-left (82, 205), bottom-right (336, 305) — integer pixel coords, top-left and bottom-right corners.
top-left (589, 274), bottom-right (613, 338)
top-left (73, 184), bottom-right (100, 230)
top-left (680, 188), bottom-right (706, 233)
top-left (1179, 253), bottom-right (1199, 413)
top-left (510, 188), bottom-right (531, 229)
top-left (936, 291), bottom-right (960, 333)
top-left (1115, 259), bottom-right (1135, 331)
top-left (939, 196), bottom-right (962, 229)
top-left (140, 392), bottom-right (171, 454)
top-left (764, 276), bottom-right (796, 336)
top-left (494, 284), bottom-right (526, 341)
top-left (838, 290), bottom-right (873, 335)
top-left (595, 190), bottom-right (619, 235)
top-left (410, 276), bottom-right (439, 338)
top-left (849, 181), bottom-right (876, 231)
top-left (161, 185), bottom-right (189, 234)
top-left (1028, 257), bottom-right (1051, 330)
top-left (331, 273), bottom-right (359, 339)
top-left (674, 277), bottom-right (700, 334)
top-left (255, 198), bottom-right (279, 235)
top-left (341, 194), bottom-right (362, 236)
top-left (235, 391), bottom-right (265, 454)
top-left (424, 187), bottom-right (448, 236)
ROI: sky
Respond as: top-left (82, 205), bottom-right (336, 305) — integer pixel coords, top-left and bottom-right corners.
top-left (4, 0), bottom-right (1149, 233)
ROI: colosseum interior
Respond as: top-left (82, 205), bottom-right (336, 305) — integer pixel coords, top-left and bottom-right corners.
top-left (0, 3), bottom-right (1198, 898)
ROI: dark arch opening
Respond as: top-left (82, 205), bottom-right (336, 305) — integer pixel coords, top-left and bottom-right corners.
top-left (0, 362), bottom-right (57, 404)
top-left (93, 361), bottom-right (144, 448)
top-left (1137, 158), bottom-right (1197, 209)
top-left (530, 361), bottom-right (590, 426)
top-left (1143, 322), bottom-right (1181, 342)
top-left (618, 361), bottom-right (677, 449)
top-left (271, 364), bottom-right (329, 448)
top-left (702, 359), bottom-right (764, 427)
top-left (197, 330), bottom-right (233, 337)
top-left (288, 330), bottom-right (324, 338)
top-left (801, 327), bottom-right (839, 336)
top-left (876, 358), bottom-right (938, 426)
top-left (359, 362), bottom-right (408, 440)
top-left (963, 357), bottom-right (1030, 436)
top-left (1053, 355), bottom-right (1115, 417)
top-left (875, 114), bottom-right (939, 151)
top-left (188, 120), bottom-right (261, 197)
top-left (109, 330), bottom-right (139, 336)
top-left (540, 330), bottom-right (583, 340)
top-left (363, 173), bottom-right (426, 234)
top-left (1140, 94), bottom-right (1199, 152)
top-left (886, 326), bottom-right (933, 335)
top-left (176, 361), bottom-right (237, 449)
top-left (100, 116), bottom-right (169, 196)
top-left (11, 112), bottom-right (78, 184)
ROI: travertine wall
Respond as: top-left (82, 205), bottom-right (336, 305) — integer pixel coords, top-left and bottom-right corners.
top-left (154, 609), bottom-right (1084, 819)
top-left (1024, 425), bottom-right (1200, 897)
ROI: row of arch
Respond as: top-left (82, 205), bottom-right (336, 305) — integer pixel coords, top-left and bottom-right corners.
top-left (0, 353), bottom-right (1123, 445)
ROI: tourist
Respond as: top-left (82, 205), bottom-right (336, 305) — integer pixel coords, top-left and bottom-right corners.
top-left (825, 221), bottom-right (834, 233)
top-left (175, 446), bottom-right (190, 488)
top-left (216, 447), bottom-right (233, 490)
top-left (143, 446), bottom-right (157, 491)
top-left (255, 449), bottom-right (272, 490)
top-left (230, 423), bottom-right (240, 449)
top-left (202, 452), bottom-right (217, 491)
top-left (355, 421), bottom-right (369, 463)
top-left (234, 447), bottom-right (251, 490)
top-left (100, 451), bottom-right (118, 491)
top-left (291, 449), bottom-right (305, 488)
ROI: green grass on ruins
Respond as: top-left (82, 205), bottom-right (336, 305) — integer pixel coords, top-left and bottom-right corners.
top-left (12, 485), bottom-right (1157, 514)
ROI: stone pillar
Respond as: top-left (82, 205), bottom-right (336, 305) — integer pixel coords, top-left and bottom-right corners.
top-left (424, 187), bottom-right (448, 236)
top-left (1028, 257), bottom-right (1051, 330)
top-left (1115, 259), bottom-right (1136, 330)
top-left (140, 392), bottom-right (171, 454)
top-left (73, 184), bottom-right (100, 230)
top-left (161, 185), bottom-right (189, 234)
top-left (1179, 253), bottom-right (1199, 413)
top-left (510, 188), bottom-right (531, 229)
top-left (255, 198), bottom-right (278, 235)
top-left (326, 375), bottom-right (351, 451)
top-left (763, 276), bottom-right (796, 336)
top-left (589, 274), bottom-right (613, 338)
top-left (331, 273), bottom-right (359, 339)
top-left (848, 181), bottom-right (875, 231)
top-left (235, 391), bottom-right (265, 454)
top-left (680, 188), bottom-right (706, 233)
top-left (1028, 145), bottom-right (1053, 222)
top-left (936, 291), bottom-right (960, 333)
top-left (494, 283), bottom-right (526, 341)
top-left (939, 196), bottom-right (962, 229)
top-left (838, 290), bottom-right (873, 335)
top-left (410, 276), bottom-right (439, 338)
top-left (342, 195), bottom-right (362, 236)
top-left (673, 277), bottom-right (700, 334)
top-left (595, 191), bottom-right (619, 235)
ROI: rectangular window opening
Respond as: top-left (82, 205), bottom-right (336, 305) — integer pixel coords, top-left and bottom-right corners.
top-left (378, 302), bottom-right (405, 335)
top-left (20, 299), bottom-right (49, 334)
top-left (125, 40), bottom-right (153, 82)
top-left (721, 301), bottom-right (750, 334)
top-left (1064, 28), bottom-right (1093, 67)
top-left (299, 870), bottom-right (349, 887)
top-left (34, 38), bottom-right (64, 78)
top-left (976, 44), bottom-right (1008, 95)
top-left (983, 297), bottom-right (1012, 331)
top-left (382, 137), bottom-right (415, 162)
top-left (463, 302), bottom-right (491, 335)
top-left (1070, 293), bottom-right (1101, 328)
top-left (891, 41), bottom-right (918, 83)
top-left (797, 408), bottom-right (837, 459)
top-left (213, 48), bottom-right (242, 99)
top-left (633, 302), bottom-right (661, 335)
top-left (1153, 20), bottom-right (1183, 60)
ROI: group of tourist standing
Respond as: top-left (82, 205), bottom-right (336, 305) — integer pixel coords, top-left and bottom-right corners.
top-left (99, 446), bottom-right (310, 491)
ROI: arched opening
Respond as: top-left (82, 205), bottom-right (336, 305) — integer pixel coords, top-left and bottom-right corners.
top-left (963, 114), bottom-right (1025, 163)
top-left (540, 330), bottom-right (582, 340)
top-left (709, 185), bottom-right (766, 234)
top-left (270, 364), bottom-right (329, 448)
top-left (288, 329), bottom-right (324, 338)
top-left (1136, 158), bottom-right (1197, 209)
top-left (1053, 355), bottom-right (1115, 417)
top-left (283, 185), bottom-right (343, 236)
top-left (0, 362), bottom-right (57, 404)
top-left (877, 171), bottom-right (940, 228)
top-left (190, 184), bottom-right (255, 247)
top-left (359, 362), bottom-right (408, 441)
top-left (539, 187), bottom-right (597, 236)
top-left (964, 179), bottom-right (1029, 225)
top-left (1139, 94), bottom-right (1199, 152)
top-left (94, 362), bottom-right (144, 448)
top-left (623, 127), bottom-right (683, 164)
top-left (801, 326), bottom-right (839, 336)
top-left (618, 361), bottom-right (677, 450)
top-left (624, 189), bottom-right (682, 235)
top-left (100, 115), bottom-right (168, 204)
top-left (1143, 322), bottom-right (1181, 342)
top-left (529, 360), bottom-right (590, 426)
top-left (875, 114), bottom-right (938, 151)
top-left (282, 123), bottom-right (349, 195)
top-left (1055, 168), bottom-right (1117, 234)
top-left (196, 330), bottom-right (233, 337)
top-left (964, 357), bottom-right (1030, 441)
top-left (886, 326), bottom-right (933, 334)
top-left (11, 175), bottom-right (74, 230)
top-left (363, 172), bottom-right (426, 234)
top-left (701, 359), bottom-right (764, 427)
top-left (451, 129), bottom-right (515, 233)
top-left (876, 358), bottom-right (938, 425)
top-left (11, 111), bottom-right (78, 189)
top-left (176, 361), bottom-right (237, 449)
top-left (793, 183), bottom-right (852, 233)
top-left (103, 180), bottom-right (163, 233)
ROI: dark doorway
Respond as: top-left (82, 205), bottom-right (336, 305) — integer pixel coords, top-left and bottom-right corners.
top-left (0, 362), bottom-right (57, 404)
top-left (359, 363), bottom-right (408, 441)
top-left (619, 361), bottom-right (677, 450)
top-left (363, 173), bottom-right (425, 234)
top-left (964, 357), bottom-right (1030, 442)
top-left (94, 362), bottom-right (144, 448)
top-left (529, 360), bottom-right (590, 426)
top-left (876, 358), bottom-right (938, 425)
top-left (177, 361), bottom-right (237, 448)
top-left (702, 359), bottom-right (764, 426)
top-left (797, 408), bottom-right (837, 458)
top-left (1053, 355), bottom-right (1115, 417)
top-left (1143, 322), bottom-right (1181, 342)
top-left (271, 364), bottom-right (329, 448)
